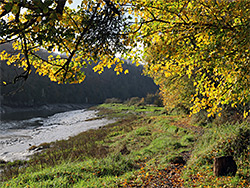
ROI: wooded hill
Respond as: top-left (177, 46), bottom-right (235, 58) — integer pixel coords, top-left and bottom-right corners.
top-left (0, 43), bottom-right (158, 107)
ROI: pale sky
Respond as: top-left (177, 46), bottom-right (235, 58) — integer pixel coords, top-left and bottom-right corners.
top-left (66, 1), bottom-right (81, 9)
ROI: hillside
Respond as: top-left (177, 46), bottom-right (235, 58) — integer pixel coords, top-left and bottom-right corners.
top-left (0, 43), bottom-right (158, 107)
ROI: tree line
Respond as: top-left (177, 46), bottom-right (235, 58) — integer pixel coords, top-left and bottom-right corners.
top-left (0, 43), bottom-right (158, 107)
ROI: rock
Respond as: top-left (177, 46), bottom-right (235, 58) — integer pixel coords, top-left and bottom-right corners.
top-left (28, 145), bottom-right (38, 151)
top-left (214, 156), bottom-right (237, 176)
top-left (0, 159), bottom-right (7, 164)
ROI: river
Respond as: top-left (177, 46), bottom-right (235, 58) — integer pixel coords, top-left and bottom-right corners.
top-left (0, 105), bottom-right (113, 162)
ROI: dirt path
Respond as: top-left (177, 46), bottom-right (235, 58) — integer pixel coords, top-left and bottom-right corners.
top-left (120, 116), bottom-right (204, 187)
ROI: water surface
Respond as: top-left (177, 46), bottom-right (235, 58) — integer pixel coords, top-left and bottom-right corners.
top-left (0, 105), bottom-right (113, 161)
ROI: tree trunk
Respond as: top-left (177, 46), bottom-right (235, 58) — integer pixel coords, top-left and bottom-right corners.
top-left (214, 156), bottom-right (237, 176)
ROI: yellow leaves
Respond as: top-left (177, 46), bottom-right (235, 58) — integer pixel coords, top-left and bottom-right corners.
top-left (32, 25), bottom-right (40, 32)
top-left (140, 0), bottom-right (250, 117)
top-left (153, 66), bottom-right (159, 73)
top-left (164, 71), bottom-right (171, 78)
top-left (37, 16), bottom-right (42, 22)
top-left (12, 41), bottom-right (21, 51)
top-left (231, 103), bottom-right (237, 108)
top-left (67, 0), bottom-right (73, 4)
top-left (0, 50), bottom-right (8, 61)
top-left (114, 63), bottom-right (123, 74)
top-left (92, 56), bottom-right (126, 76)
top-left (7, 14), bottom-right (15, 22)
top-left (0, 5), bottom-right (4, 15)
top-left (243, 110), bottom-right (249, 119)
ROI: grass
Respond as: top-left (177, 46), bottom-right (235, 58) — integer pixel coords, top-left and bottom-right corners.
top-left (1, 103), bottom-right (249, 187)
top-left (182, 122), bottom-right (250, 187)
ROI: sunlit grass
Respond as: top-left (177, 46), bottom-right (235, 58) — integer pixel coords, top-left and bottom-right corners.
top-left (1, 103), bottom-right (249, 187)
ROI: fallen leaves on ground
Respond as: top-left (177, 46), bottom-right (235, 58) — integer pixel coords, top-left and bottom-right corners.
top-left (118, 163), bottom-right (185, 188)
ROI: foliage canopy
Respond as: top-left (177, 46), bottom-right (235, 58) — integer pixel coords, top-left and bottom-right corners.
top-left (140, 0), bottom-right (250, 117)
top-left (0, 0), bottom-right (249, 117)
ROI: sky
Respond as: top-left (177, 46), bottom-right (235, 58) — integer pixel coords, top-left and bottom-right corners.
top-left (66, 1), bottom-right (81, 10)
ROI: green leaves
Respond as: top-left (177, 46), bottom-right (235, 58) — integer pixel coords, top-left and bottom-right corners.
top-left (3, 3), bottom-right (12, 12)
top-left (11, 3), bottom-right (19, 14)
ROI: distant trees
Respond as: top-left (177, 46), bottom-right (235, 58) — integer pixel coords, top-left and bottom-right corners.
top-left (1, 46), bottom-right (158, 106)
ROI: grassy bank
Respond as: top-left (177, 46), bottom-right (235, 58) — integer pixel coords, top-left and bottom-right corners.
top-left (1, 103), bottom-right (249, 187)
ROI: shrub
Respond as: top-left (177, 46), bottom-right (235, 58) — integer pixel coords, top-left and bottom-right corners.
top-left (105, 98), bottom-right (122, 104)
top-left (125, 97), bottom-right (141, 106)
top-left (145, 93), bottom-right (163, 107)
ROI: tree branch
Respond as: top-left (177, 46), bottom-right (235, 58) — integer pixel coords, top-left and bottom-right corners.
top-left (56, 0), bottom-right (67, 15)
top-left (54, 3), bottom-right (101, 80)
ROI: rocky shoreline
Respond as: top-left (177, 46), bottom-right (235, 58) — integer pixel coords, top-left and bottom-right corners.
top-left (0, 109), bottom-right (114, 162)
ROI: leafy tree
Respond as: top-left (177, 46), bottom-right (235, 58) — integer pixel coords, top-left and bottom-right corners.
top-left (143, 40), bottom-right (195, 111)
top-left (0, 0), bottom-right (130, 83)
top-left (131, 0), bottom-right (250, 117)
top-left (0, 0), bottom-right (249, 117)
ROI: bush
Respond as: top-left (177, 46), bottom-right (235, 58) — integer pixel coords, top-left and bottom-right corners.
top-left (125, 97), bottom-right (141, 106)
top-left (105, 98), bottom-right (123, 104)
top-left (191, 110), bottom-right (213, 126)
top-left (145, 93), bottom-right (163, 107)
